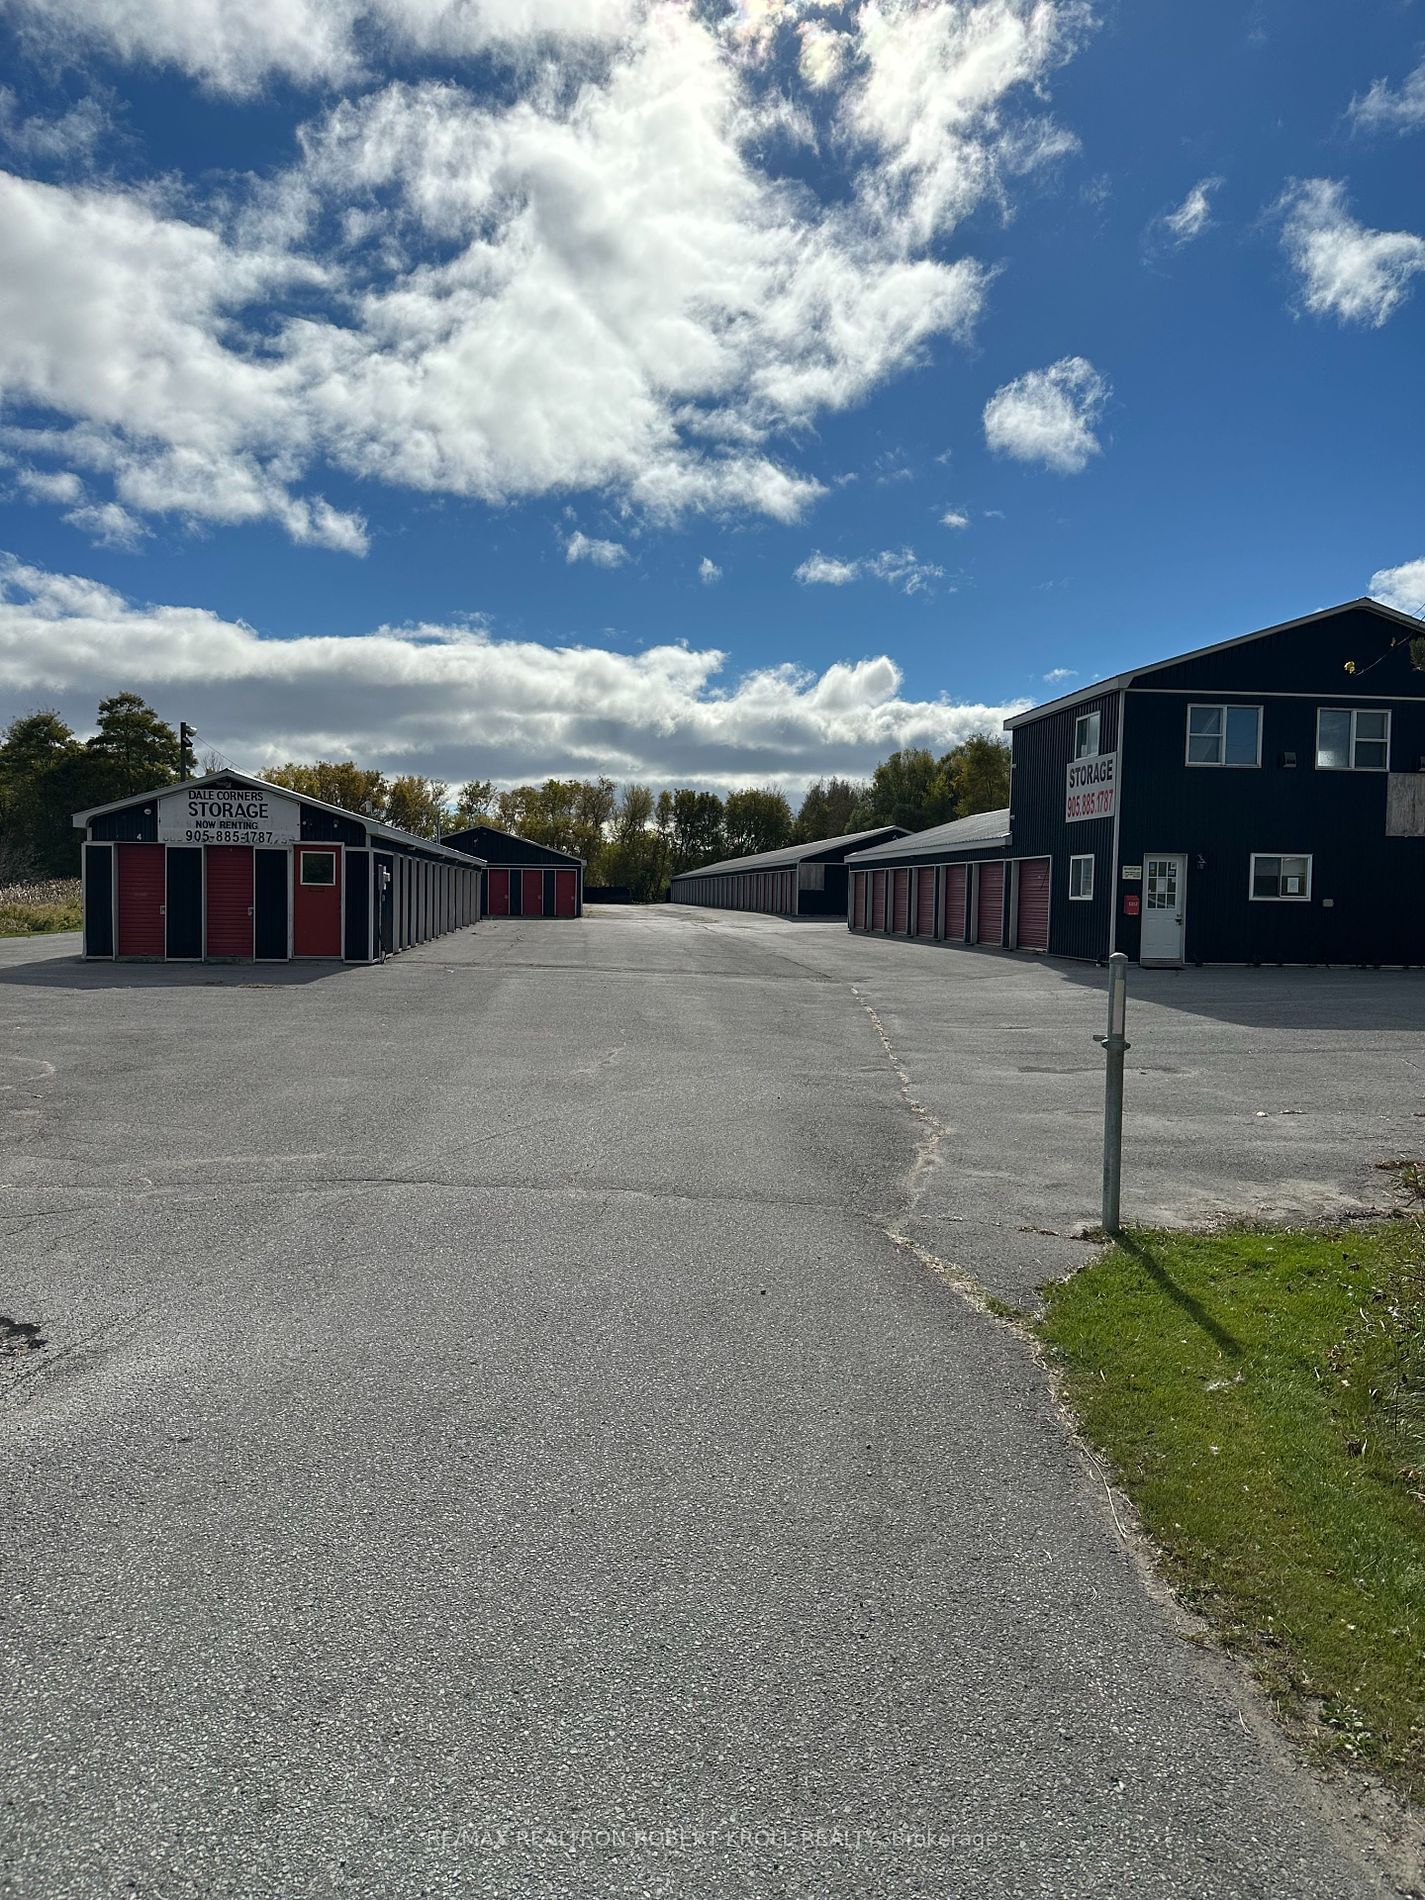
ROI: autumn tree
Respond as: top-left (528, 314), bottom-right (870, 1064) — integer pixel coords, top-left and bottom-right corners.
top-left (385, 774), bottom-right (450, 839)
top-left (449, 779), bottom-right (495, 829)
top-left (940, 732), bottom-right (1011, 817)
top-left (794, 776), bottom-right (863, 844)
top-left (265, 760), bottom-right (390, 815)
top-left (722, 788), bottom-right (793, 857)
top-left (668, 788), bottom-right (724, 872)
top-left (850, 748), bottom-right (950, 834)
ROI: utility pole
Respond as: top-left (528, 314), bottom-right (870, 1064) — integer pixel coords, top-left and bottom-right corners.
top-left (1093, 951), bottom-right (1130, 1235)
top-left (179, 722), bottom-right (197, 781)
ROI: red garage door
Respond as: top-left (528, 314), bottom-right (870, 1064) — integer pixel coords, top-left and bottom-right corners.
top-left (116, 842), bottom-right (165, 957)
top-left (891, 869), bottom-right (910, 934)
top-left (976, 862), bottom-right (1005, 945)
top-left (871, 870), bottom-right (886, 931)
top-left (915, 867), bottom-right (936, 937)
top-left (943, 864), bottom-right (967, 941)
top-left (852, 873), bottom-right (866, 930)
top-left (554, 868), bottom-right (578, 917)
top-left (488, 869), bottom-right (510, 916)
top-left (1016, 858), bottom-right (1051, 952)
top-left (522, 869), bottom-right (545, 916)
top-left (206, 845), bottom-right (254, 958)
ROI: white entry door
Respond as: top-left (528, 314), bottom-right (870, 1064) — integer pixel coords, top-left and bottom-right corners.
top-left (1141, 854), bottom-right (1186, 964)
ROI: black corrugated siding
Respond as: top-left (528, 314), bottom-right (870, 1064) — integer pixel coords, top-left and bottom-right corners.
top-left (1008, 690), bottom-right (1119, 960)
top-left (83, 844), bottom-right (113, 956)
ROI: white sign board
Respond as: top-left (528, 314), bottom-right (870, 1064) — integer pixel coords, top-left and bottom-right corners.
top-left (1065, 751), bottom-right (1119, 825)
top-left (158, 784), bottom-right (301, 847)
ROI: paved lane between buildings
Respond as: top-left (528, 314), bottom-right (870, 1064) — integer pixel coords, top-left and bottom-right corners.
top-left (0, 912), bottom-right (1397, 1897)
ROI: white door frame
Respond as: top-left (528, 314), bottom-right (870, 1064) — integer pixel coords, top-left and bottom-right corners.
top-left (1141, 851), bottom-right (1187, 966)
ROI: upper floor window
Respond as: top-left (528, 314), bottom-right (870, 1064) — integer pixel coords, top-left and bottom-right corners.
top-left (1317, 707), bottom-right (1389, 771)
top-left (1186, 703), bottom-right (1261, 767)
top-left (1074, 710), bottom-right (1101, 759)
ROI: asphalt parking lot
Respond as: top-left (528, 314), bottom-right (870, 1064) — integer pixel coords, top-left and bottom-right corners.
top-left (2, 911), bottom-right (1416, 1898)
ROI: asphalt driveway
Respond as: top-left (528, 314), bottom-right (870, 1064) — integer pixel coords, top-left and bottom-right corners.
top-left (1, 912), bottom-right (1415, 1897)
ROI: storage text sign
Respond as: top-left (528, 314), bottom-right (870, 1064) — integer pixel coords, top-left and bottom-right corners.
top-left (1065, 752), bottom-right (1118, 824)
top-left (158, 786), bottom-right (301, 847)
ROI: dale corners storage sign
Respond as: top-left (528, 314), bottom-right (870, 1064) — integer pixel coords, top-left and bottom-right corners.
top-left (1065, 752), bottom-right (1118, 824)
top-left (158, 785), bottom-right (301, 847)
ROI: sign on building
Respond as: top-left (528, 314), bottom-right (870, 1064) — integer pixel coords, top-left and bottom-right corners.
top-left (158, 784), bottom-right (301, 846)
top-left (1065, 752), bottom-right (1119, 824)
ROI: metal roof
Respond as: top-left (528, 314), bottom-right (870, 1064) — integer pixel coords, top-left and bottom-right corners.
top-left (1003, 597), bottom-right (1425, 731)
top-left (671, 826), bottom-right (907, 883)
top-left (441, 822), bottom-right (584, 867)
top-left (72, 768), bottom-right (486, 866)
top-left (846, 807), bottom-right (1010, 864)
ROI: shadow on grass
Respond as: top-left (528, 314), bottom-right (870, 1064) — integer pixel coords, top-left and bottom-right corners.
top-left (1117, 1233), bottom-right (1244, 1359)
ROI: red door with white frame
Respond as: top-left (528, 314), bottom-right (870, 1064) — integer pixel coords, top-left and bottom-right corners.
top-left (294, 845), bottom-right (341, 956)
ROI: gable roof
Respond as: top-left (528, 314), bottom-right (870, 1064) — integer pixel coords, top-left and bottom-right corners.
top-left (440, 822), bottom-right (584, 866)
top-left (1005, 597), bottom-right (1425, 731)
top-left (672, 826), bottom-right (907, 882)
top-left (846, 807), bottom-right (1010, 864)
top-left (72, 768), bottom-right (484, 865)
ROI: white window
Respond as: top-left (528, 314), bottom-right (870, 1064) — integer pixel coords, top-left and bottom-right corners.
top-left (1249, 853), bottom-right (1312, 902)
top-left (1074, 710), bottom-right (1101, 759)
top-left (1068, 855), bottom-right (1094, 900)
top-left (1186, 704), bottom-right (1262, 767)
top-left (300, 851), bottom-right (337, 886)
top-left (1316, 707), bottom-right (1390, 771)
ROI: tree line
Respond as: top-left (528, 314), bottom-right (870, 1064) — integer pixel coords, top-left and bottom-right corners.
top-left (0, 696), bottom-right (1010, 898)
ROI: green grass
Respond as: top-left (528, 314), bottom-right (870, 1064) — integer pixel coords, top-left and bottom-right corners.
top-left (0, 878), bottom-right (81, 936)
top-left (1040, 1223), bottom-right (1425, 1798)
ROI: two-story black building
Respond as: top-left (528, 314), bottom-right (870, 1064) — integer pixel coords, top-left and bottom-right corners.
top-left (847, 598), bottom-right (1425, 965)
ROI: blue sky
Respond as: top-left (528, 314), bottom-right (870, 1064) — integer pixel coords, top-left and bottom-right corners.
top-left (0, 0), bottom-right (1421, 793)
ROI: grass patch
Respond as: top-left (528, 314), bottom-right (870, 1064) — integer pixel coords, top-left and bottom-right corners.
top-left (0, 878), bottom-right (81, 936)
top-left (1040, 1223), bottom-right (1425, 1799)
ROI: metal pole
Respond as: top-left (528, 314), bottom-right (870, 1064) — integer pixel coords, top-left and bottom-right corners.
top-left (1094, 951), bottom-right (1130, 1235)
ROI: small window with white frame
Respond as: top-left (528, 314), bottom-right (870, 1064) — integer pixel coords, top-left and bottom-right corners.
top-left (1186, 703), bottom-right (1262, 767)
top-left (1249, 853), bottom-right (1311, 901)
top-left (1316, 707), bottom-right (1390, 771)
top-left (300, 851), bottom-right (337, 886)
top-left (1073, 709), bottom-right (1101, 759)
top-left (1068, 855), bottom-right (1094, 900)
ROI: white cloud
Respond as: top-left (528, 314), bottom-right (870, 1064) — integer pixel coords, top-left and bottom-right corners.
top-left (1042, 665), bottom-right (1076, 683)
top-left (794, 546), bottom-right (945, 595)
top-left (63, 500), bottom-right (148, 550)
top-left (1278, 178), bottom-right (1425, 327)
top-left (0, 88), bottom-right (113, 165)
top-left (15, 466), bottom-right (83, 504)
top-left (698, 555), bottom-right (722, 584)
top-left (566, 530), bottom-right (628, 567)
top-left (0, 556), bottom-right (1030, 791)
top-left (0, 2), bottom-right (1095, 551)
top-left (940, 508), bottom-right (969, 528)
top-left (1349, 58), bottom-right (1425, 135)
top-left (1369, 558), bottom-right (1425, 616)
top-left (1150, 176), bottom-right (1221, 248)
top-left (982, 355), bottom-right (1108, 474)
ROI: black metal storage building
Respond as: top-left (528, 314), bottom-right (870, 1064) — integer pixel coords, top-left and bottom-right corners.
top-left (74, 769), bottom-right (484, 964)
top-left (669, 827), bottom-right (907, 918)
top-left (442, 825), bottom-right (584, 918)
top-left (846, 597), bottom-right (1425, 966)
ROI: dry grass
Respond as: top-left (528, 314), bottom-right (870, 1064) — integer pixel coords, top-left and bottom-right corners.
top-left (0, 877), bottom-right (82, 934)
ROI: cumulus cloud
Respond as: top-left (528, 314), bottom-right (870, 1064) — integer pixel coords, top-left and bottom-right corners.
top-left (1369, 558), bottom-right (1425, 617)
top-left (0, 87), bottom-right (113, 166)
top-left (1277, 178), bottom-right (1425, 327)
top-left (0, 556), bottom-right (1029, 791)
top-left (63, 500), bottom-right (148, 550)
top-left (1349, 58), bottom-right (1425, 136)
top-left (698, 555), bottom-right (722, 584)
top-left (1043, 665), bottom-right (1076, 683)
top-left (1148, 176), bottom-right (1221, 249)
top-left (982, 355), bottom-right (1108, 473)
top-left (0, 1), bottom-right (1094, 551)
top-left (940, 508), bottom-right (969, 528)
top-left (566, 531), bottom-right (628, 567)
top-left (794, 547), bottom-right (945, 594)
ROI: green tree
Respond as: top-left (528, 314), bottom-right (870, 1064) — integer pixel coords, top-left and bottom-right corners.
top-left (722, 787), bottom-right (793, 857)
top-left (265, 760), bottom-right (389, 815)
top-left (850, 748), bottom-right (949, 833)
top-left (940, 732), bottom-right (1011, 817)
top-left (384, 774), bottom-right (450, 839)
top-left (85, 693), bottom-right (181, 799)
top-left (794, 776), bottom-right (863, 844)
top-left (668, 788), bottom-right (724, 873)
top-left (605, 782), bottom-right (670, 900)
top-left (450, 778), bottom-right (495, 829)
top-left (0, 710), bottom-right (85, 877)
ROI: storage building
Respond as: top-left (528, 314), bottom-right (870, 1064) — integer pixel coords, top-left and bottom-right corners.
top-left (442, 825), bottom-right (583, 918)
top-left (846, 597), bottom-right (1425, 966)
top-left (74, 769), bottom-right (483, 964)
top-left (669, 828), bottom-right (907, 918)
